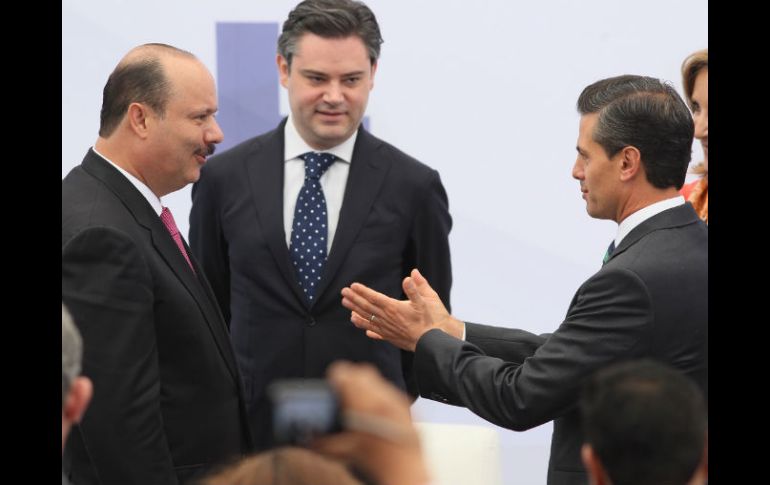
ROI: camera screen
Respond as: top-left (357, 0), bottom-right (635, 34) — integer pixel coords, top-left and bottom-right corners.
top-left (268, 379), bottom-right (341, 445)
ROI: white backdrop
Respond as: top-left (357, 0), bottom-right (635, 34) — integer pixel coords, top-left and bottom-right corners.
top-left (62, 1), bottom-right (707, 483)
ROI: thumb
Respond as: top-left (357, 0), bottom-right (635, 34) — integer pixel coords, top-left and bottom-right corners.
top-left (411, 268), bottom-right (437, 297)
top-left (402, 276), bottom-right (424, 306)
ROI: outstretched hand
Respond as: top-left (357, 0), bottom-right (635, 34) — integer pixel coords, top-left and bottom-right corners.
top-left (341, 268), bottom-right (461, 351)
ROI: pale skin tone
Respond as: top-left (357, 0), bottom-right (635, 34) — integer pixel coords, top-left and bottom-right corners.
top-left (690, 68), bottom-right (708, 174)
top-left (573, 113), bottom-right (680, 223)
top-left (342, 114), bottom-right (680, 348)
top-left (94, 46), bottom-right (224, 198)
top-left (62, 376), bottom-right (93, 452)
top-left (312, 361), bottom-right (429, 485)
top-left (341, 268), bottom-right (463, 352)
top-left (278, 33), bottom-right (376, 151)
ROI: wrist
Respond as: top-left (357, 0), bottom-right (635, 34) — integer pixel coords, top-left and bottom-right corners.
top-left (439, 316), bottom-right (464, 340)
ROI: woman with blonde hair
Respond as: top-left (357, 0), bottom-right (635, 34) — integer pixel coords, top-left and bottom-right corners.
top-left (680, 49), bottom-right (708, 223)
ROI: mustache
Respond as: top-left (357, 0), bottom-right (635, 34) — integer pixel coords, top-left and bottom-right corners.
top-left (196, 143), bottom-right (216, 157)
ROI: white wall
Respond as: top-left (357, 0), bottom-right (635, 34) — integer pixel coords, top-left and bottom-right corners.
top-left (62, 1), bottom-right (707, 483)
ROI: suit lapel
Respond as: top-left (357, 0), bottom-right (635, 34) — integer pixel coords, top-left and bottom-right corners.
top-left (313, 129), bottom-right (390, 303)
top-left (610, 203), bottom-right (702, 262)
top-left (81, 150), bottom-right (241, 382)
top-left (245, 121), bottom-right (311, 306)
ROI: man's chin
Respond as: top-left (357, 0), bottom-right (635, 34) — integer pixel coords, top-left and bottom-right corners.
top-left (187, 169), bottom-right (202, 184)
top-left (310, 127), bottom-right (354, 149)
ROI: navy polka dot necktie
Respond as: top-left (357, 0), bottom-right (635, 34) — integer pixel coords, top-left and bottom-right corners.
top-left (289, 152), bottom-right (337, 303)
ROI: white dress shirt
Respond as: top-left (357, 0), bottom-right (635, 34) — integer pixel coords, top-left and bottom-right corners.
top-left (282, 115), bottom-right (357, 252)
top-left (613, 195), bottom-right (685, 247)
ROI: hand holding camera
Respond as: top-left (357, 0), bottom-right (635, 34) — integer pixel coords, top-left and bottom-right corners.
top-left (312, 361), bottom-right (429, 485)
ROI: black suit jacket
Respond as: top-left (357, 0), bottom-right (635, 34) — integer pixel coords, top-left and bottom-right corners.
top-left (413, 203), bottom-right (707, 485)
top-left (189, 120), bottom-right (452, 447)
top-left (62, 150), bottom-right (252, 484)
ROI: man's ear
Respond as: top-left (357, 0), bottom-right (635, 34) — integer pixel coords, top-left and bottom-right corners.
top-left (689, 432), bottom-right (708, 485)
top-left (277, 54), bottom-right (290, 88)
top-left (64, 376), bottom-right (93, 424)
top-left (581, 443), bottom-right (610, 485)
top-left (126, 102), bottom-right (152, 139)
top-left (618, 145), bottom-right (642, 182)
top-left (369, 61), bottom-right (378, 90)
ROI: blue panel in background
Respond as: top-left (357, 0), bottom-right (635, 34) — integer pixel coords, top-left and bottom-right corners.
top-left (216, 22), bottom-right (282, 152)
top-left (216, 22), bottom-right (368, 152)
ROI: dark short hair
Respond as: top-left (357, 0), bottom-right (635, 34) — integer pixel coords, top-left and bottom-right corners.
top-left (278, 0), bottom-right (383, 68)
top-left (577, 75), bottom-right (694, 189)
top-left (99, 43), bottom-right (194, 137)
top-left (581, 360), bottom-right (707, 485)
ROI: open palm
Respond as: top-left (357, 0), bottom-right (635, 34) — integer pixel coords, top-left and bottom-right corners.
top-left (341, 269), bottom-right (452, 351)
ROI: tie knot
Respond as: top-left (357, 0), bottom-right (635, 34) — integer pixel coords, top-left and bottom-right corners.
top-left (160, 207), bottom-right (179, 237)
top-left (300, 152), bottom-right (336, 180)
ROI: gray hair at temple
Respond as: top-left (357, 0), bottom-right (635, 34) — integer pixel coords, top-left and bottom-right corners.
top-left (277, 0), bottom-right (383, 69)
top-left (62, 303), bottom-right (83, 408)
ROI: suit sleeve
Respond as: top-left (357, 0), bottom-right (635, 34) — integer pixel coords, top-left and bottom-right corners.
top-left (62, 226), bottom-right (177, 484)
top-left (464, 322), bottom-right (546, 363)
top-left (190, 171), bottom-right (231, 324)
top-left (401, 169), bottom-right (453, 397)
top-left (414, 267), bottom-right (652, 431)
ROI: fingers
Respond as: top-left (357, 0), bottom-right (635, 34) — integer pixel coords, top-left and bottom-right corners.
top-left (341, 292), bottom-right (378, 325)
top-left (350, 310), bottom-right (373, 330)
top-left (341, 283), bottom-right (396, 325)
top-left (348, 311), bottom-right (384, 341)
top-left (312, 432), bottom-right (360, 462)
top-left (328, 360), bottom-right (379, 389)
top-left (350, 282), bottom-right (394, 309)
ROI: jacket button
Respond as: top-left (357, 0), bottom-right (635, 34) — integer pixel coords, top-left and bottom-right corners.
top-left (308, 318), bottom-right (316, 327)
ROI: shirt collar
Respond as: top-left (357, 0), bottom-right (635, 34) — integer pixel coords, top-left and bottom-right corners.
top-left (615, 195), bottom-right (685, 246)
top-left (284, 114), bottom-right (356, 164)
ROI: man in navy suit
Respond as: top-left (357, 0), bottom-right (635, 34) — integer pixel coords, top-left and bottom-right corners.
top-left (189, 0), bottom-right (452, 448)
top-left (341, 75), bottom-right (707, 485)
top-left (62, 43), bottom-right (252, 484)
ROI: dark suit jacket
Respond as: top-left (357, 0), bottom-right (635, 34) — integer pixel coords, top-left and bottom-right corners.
top-left (62, 150), bottom-right (253, 484)
top-left (189, 119), bottom-right (452, 447)
top-left (413, 203), bottom-right (707, 485)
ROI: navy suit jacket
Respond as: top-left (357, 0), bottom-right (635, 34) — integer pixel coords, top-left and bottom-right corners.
top-left (189, 120), bottom-right (452, 447)
top-left (413, 203), bottom-right (707, 485)
top-left (62, 150), bottom-right (252, 484)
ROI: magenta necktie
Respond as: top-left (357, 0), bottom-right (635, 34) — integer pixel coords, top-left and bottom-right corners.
top-left (160, 207), bottom-right (195, 273)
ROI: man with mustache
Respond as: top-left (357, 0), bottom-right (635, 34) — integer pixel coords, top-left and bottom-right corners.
top-left (62, 43), bottom-right (252, 484)
top-left (189, 0), bottom-right (452, 449)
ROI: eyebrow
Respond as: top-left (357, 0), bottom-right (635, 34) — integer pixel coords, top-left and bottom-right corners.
top-left (191, 107), bottom-right (218, 116)
top-left (299, 69), bottom-right (366, 78)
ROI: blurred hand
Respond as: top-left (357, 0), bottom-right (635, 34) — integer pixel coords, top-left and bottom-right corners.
top-left (312, 361), bottom-right (429, 485)
top-left (341, 268), bottom-right (462, 351)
